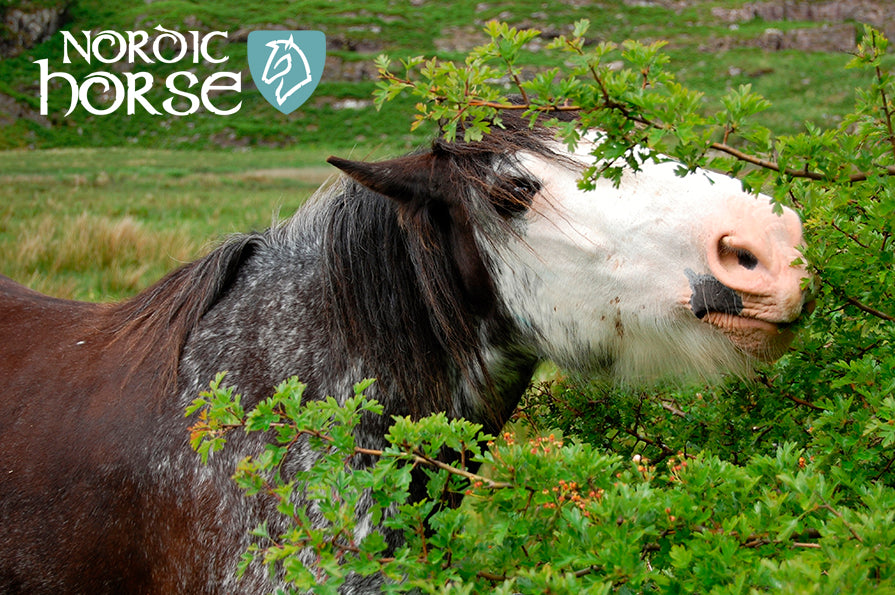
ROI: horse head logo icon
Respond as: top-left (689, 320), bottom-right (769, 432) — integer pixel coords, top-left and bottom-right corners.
top-left (261, 35), bottom-right (312, 105)
top-left (248, 30), bottom-right (326, 115)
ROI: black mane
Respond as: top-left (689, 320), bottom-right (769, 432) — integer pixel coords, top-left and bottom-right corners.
top-left (316, 116), bottom-right (567, 421)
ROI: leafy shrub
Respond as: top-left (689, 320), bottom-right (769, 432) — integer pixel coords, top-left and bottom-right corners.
top-left (189, 22), bottom-right (895, 593)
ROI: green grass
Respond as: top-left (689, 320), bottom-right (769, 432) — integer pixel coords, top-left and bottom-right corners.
top-left (0, 146), bottom-right (358, 300)
top-left (0, 0), bottom-right (886, 300)
top-left (0, 0), bottom-right (879, 149)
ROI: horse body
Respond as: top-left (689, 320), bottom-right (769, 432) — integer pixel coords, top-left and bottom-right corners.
top-left (0, 281), bottom-right (176, 591)
top-left (0, 119), bottom-right (811, 593)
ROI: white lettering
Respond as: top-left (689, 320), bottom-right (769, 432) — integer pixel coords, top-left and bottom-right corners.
top-left (163, 71), bottom-right (201, 116)
top-left (61, 31), bottom-right (91, 64)
top-left (57, 27), bottom-right (230, 65)
top-left (124, 72), bottom-right (160, 115)
top-left (153, 25), bottom-right (188, 64)
top-left (38, 27), bottom-right (242, 116)
top-left (202, 72), bottom-right (241, 115)
top-left (126, 30), bottom-right (154, 64)
top-left (201, 31), bottom-right (228, 64)
top-left (79, 72), bottom-right (123, 116)
top-left (92, 31), bottom-right (127, 64)
top-left (36, 58), bottom-right (79, 116)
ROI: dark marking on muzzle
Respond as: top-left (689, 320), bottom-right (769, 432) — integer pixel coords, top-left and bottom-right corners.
top-left (685, 269), bottom-right (743, 319)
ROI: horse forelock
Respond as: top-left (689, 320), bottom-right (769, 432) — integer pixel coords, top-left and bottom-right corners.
top-left (296, 178), bottom-right (474, 418)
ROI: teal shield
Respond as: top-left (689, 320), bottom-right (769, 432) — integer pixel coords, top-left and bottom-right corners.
top-left (247, 30), bottom-right (326, 115)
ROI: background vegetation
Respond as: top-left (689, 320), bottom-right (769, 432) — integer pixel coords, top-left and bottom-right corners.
top-left (2, 0), bottom-right (890, 299)
top-left (2, 0), bottom-right (888, 151)
top-left (3, 1), bottom-right (895, 592)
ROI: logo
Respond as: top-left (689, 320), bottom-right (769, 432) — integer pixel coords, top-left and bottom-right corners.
top-left (248, 30), bottom-right (325, 115)
top-left (36, 26), bottom-right (242, 117)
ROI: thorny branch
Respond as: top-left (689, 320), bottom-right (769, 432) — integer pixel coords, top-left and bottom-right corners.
top-left (475, 99), bottom-right (895, 183)
top-left (818, 277), bottom-right (895, 322)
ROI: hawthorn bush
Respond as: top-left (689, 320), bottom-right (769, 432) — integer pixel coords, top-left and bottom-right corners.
top-left (190, 23), bottom-right (895, 593)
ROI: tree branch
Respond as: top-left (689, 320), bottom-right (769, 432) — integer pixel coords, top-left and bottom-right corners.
top-left (844, 295), bottom-right (895, 321)
top-left (455, 99), bottom-right (895, 183)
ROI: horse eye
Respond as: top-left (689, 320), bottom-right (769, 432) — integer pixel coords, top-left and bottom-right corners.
top-left (490, 176), bottom-right (540, 217)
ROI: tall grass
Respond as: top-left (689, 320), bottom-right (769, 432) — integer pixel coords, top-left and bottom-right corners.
top-left (9, 212), bottom-right (199, 300)
top-left (0, 147), bottom-right (335, 301)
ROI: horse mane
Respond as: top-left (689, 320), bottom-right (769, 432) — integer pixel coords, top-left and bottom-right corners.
top-left (106, 233), bottom-right (266, 395)
top-left (310, 114), bottom-right (570, 420)
top-left (103, 111), bottom-right (572, 417)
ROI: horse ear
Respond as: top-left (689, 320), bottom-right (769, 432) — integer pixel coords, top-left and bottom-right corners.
top-left (327, 151), bottom-right (495, 317)
top-left (326, 153), bottom-right (437, 204)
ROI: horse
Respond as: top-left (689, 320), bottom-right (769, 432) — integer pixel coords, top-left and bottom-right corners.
top-left (0, 115), bottom-right (811, 593)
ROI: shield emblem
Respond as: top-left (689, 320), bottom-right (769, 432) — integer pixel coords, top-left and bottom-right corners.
top-left (247, 30), bottom-right (326, 115)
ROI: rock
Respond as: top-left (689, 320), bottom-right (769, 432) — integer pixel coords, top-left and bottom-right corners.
top-left (230, 24), bottom-right (291, 43)
top-left (1, 4), bottom-right (67, 58)
top-left (702, 22), bottom-right (858, 53)
top-left (435, 26), bottom-right (487, 52)
top-left (324, 55), bottom-right (379, 82)
top-left (326, 33), bottom-right (385, 53)
top-left (332, 98), bottom-right (372, 110)
top-left (710, 1), bottom-right (895, 46)
top-left (0, 92), bottom-right (50, 128)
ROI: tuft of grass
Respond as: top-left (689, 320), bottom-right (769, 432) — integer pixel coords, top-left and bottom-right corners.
top-left (0, 146), bottom-right (355, 300)
top-left (10, 212), bottom-right (199, 300)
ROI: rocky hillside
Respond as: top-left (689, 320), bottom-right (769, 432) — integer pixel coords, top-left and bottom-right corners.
top-left (1, 0), bottom-right (892, 150)
top-left (1, 1), bottom-right (68, 59)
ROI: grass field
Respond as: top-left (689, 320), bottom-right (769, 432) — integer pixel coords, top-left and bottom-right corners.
top-left (0, 146), bottom-right (356, 300)
top-left (1, 0), bottom-right (889, 300)
top-left (1, 0), bottom-right (882, 149)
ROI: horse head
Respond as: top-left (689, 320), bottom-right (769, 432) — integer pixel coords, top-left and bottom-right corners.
top-left (328, 125), bottom-right (813, 383)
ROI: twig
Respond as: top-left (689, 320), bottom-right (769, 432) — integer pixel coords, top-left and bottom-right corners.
top-left (818, 278), bottom-right (895, 322)
top-left (784, 394), bottom-right (825, 412)
top-left (478, 564), bottom-right (601, 583)
top-left (878, 70), bottom-right (895, 161)
top-left (455, 99), bottom-right (895, 183)
top-left (830, 220), bottom-right (871, 248)
top-left (308, 430), bottom-right (517, 490)
top-left (466, 100), bottom-right (581, 111)
top-left (873, 453), bottom-right (895, 481)
top-left (819, 502), bottom-right (864, 544)
top-left (844, 295), bottom-right (895, 321)
top-left (873, 30), bottom-right (895, 161)
top-left (659, 400), bottom-right (687, 418)
top-left (621, 426), bottom-right (674, 458)
top-left (409, 449), bottom-right (515, 489)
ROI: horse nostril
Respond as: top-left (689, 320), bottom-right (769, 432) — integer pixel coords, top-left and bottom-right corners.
top-left (718, 237), bottom-right (759, 271)
top-left (735, 248), bottom-right (758, 270)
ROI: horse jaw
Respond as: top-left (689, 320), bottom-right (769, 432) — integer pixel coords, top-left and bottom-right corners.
top-left (487, 145), bottom-right (809, 384)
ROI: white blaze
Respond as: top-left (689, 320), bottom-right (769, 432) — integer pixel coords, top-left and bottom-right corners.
top-left (490, 141), bottom-right (804, 382)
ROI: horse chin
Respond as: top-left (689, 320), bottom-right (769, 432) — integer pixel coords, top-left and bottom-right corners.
top-left (702, 311), bottom-right (795, 362)
top-left (579, 316), bottom-right (757, 385)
